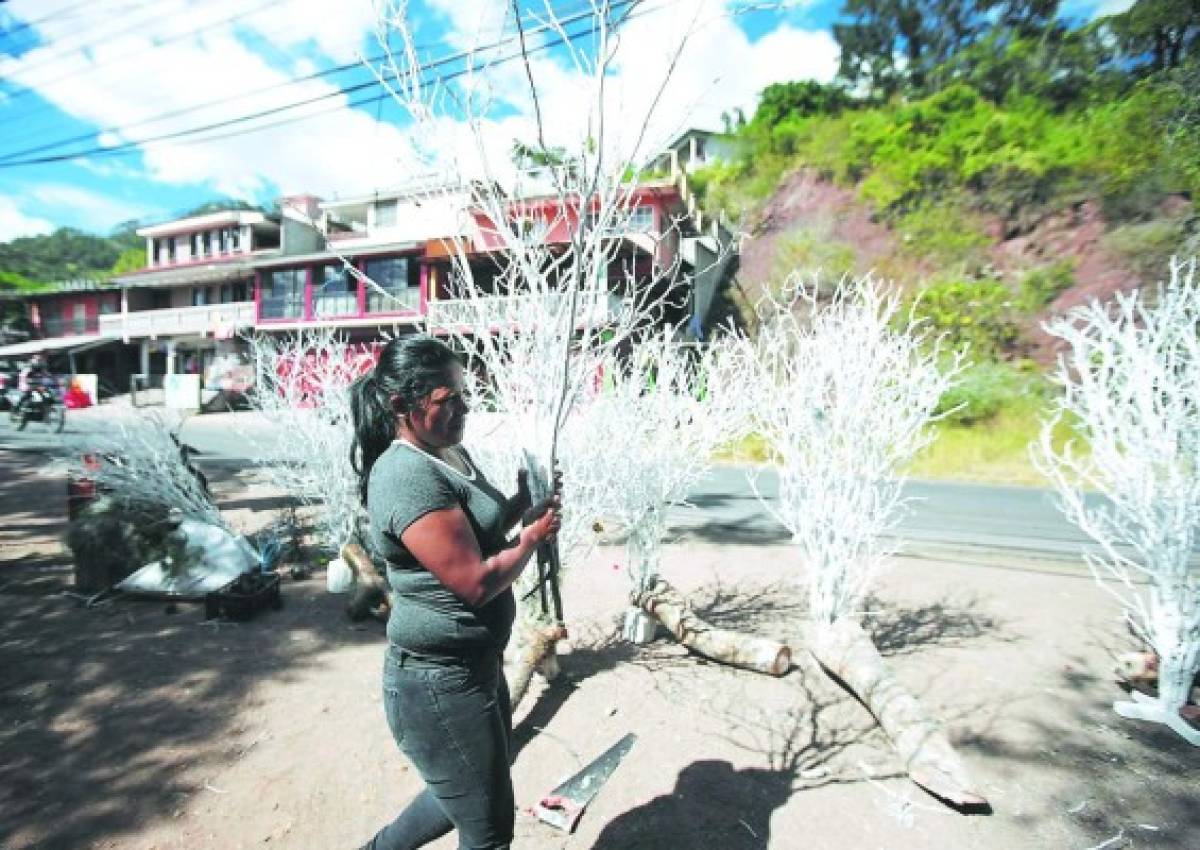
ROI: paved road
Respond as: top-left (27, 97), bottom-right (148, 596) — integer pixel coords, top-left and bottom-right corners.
top-left (0, 406), bottom-right (1114, 565)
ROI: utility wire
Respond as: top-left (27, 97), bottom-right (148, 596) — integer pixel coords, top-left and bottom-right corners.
top-left (0, 0), bottom-right (287, 114)
top-left (1, 0), bottom-right (262, 82)
top-left (0, 0), bottom-right (603, 160)
top-left (0, 0), bottom-right (130, 46)
top-left (0, 0), bottom-right (640, 169)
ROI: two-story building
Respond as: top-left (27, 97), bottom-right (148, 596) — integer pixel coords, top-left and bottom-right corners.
top-left (106, 208), bottom-right (284, 382)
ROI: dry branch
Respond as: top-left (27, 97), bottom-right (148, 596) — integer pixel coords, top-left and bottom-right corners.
top-left (633, 579), bottom-right (791, 676)
top-left (806, 618), bottom-right (988, 810)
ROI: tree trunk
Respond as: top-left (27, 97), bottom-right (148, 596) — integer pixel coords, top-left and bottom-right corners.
top-left (341, 542), bottom-right (391, 621)
top-left (806, 617), bottom-right (989, 810)
top-left (505, 625), bottom-right (567, 708)
top-left (632, 579), bottom-right (791, 676)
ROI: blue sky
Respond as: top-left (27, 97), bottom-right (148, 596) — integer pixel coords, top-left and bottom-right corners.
top-left (0, 0), bottom-right (1128, 242)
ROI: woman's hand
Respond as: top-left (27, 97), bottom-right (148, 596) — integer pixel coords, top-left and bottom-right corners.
top-left (521, 466), bottom-right (562, 547)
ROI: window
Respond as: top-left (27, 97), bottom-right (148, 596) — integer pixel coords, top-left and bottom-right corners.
top-left (230, 228), bottom-right (241, 252)
top-left (375, 199), bottom-right (398, 228)
top-left (365, 257), bottom-right (419, 313)
top-left (72, 303), bottom-right (87, 334)
top-left (99, 298), bottom-right (118, 315)
top-left (191, 286), bottom-right (215, 307)
top-left (168, 237), bottom-right (177, 262)
top-left (313, 263), bottom-right (358, 317)
top-left (219, 229), bottom-right (228, 253)
top-left (202, 231), bottom-right (212, 256)
top-left (260, 268), bottom-right (306, 319)
top-left (628, 204), bottom-right (655, 233)
top-left (232, 281), bottom-right (247, 302)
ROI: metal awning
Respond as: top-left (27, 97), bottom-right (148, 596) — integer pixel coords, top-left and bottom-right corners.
top-left (0, 334), bottom-right (112, 358)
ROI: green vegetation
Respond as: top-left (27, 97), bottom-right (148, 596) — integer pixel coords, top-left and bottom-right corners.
top-left (699, 0), bottom-right (1199, 485)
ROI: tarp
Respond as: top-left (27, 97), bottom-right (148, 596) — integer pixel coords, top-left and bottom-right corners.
top-left (117, 520), bottom-right (260, 599)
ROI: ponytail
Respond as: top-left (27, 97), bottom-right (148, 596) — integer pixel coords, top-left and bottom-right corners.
top-left (349, 335), bottom-right (460, 506)
top-left (349, 373), bottom-right (393, 506)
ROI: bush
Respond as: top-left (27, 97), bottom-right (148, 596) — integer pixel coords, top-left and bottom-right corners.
top-left (894, 199), bottom-right (992, 270)
top-left (1018, 259), bottom-right (1076, 311)
top-left (1102, 219), bottom-right (1190, 284)
top-left (935, 360), bottom-right (1044, 425)
top-left (911, 277), bottom-right (1021, 359)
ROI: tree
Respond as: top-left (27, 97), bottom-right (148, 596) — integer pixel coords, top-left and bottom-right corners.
top-left (1106, 0), bottom-right (1200, 75)
top-left (110, 246), bottom-right (147, 276)
top-left (834, 0), bottom-right (1068, 98)
top-left (737, 272), bottom-right (984, 805)
top-left (1035, 257), bottom-right (1200, 745)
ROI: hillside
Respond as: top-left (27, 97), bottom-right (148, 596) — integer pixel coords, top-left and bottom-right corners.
top-left (694, 0), bottom-right (1198, 482)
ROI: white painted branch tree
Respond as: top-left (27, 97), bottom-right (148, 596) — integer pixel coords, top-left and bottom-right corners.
top-left (74, 410), bottom-right (224, 531)
top-left (247, 329), bottom-right (373, 555)
top-left (579, 334), bottom-right (743, 595)
top-left (739, 273), bottom-right (985, 808)
top-left (741, 273), bottom-right (964, 626)
top-left (369, 0), bottom-right (733, 644)
top-left (1034, 257), bottom-right (1200, 745)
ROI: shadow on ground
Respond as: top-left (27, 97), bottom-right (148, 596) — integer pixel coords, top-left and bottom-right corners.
top-left (0, 451), bottom-right (379, 850)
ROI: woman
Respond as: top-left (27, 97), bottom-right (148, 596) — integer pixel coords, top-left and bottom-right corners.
top-left (351, 335), bottom-right (560, 850)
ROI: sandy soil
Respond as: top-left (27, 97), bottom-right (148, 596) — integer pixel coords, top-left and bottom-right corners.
top-left (1, 448), bottom-right (1196, 850)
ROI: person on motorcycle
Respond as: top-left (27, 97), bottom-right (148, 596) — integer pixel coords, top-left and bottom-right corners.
top-left (16, 355), bottom-right (50, 414)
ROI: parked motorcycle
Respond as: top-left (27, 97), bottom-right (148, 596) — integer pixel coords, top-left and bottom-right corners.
top-left (10, 384), bottom-right (65, 432)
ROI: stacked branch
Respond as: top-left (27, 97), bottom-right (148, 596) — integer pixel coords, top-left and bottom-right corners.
top-left (737, 273), bottom-right (985, 808)
top-left (1035, 256), bottom-right (1200, 746)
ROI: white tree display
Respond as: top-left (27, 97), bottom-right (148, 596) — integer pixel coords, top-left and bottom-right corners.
top-left (77, 411), bottom-right (224, 531)
top-left (246, 329), bottom-right (373, 555)
top-left (1035, 257), bottom-right (1200, 745)
top-left (572, 331), bottom-right (790, 672)
top-left (738, 272), bottom-right (985, 808)
top-left (742, 273), bottom-right (963, 625)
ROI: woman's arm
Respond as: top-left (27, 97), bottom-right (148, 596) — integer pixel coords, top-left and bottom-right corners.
top-left (401, 499), bottom-right (560, 607)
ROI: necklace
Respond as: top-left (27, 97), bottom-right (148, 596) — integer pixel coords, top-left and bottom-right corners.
top-left (396, 438), bottom-right (476, 481)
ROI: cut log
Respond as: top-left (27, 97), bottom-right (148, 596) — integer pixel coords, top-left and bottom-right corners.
top-left (806, 617), bottom-right (989, 810)
top-left (341, 542), bottom-right (391, 621)
top-left (632, 579), bottom-right (791, 676)
top-left (505, 624), bottom-right (568, 708)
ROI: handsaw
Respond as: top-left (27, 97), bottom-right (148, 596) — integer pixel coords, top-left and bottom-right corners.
top-left (533, 733), bottom-right (636, 833)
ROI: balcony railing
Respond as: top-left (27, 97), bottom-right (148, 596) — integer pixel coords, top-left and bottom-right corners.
top-left (38, 316), bottom-right (100, 338)
top-left (426, 290), bottom-right (624, 329)
top-left (99, 301), bottom-right (257, 339)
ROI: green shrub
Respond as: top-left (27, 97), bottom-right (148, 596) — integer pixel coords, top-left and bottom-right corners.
top-left (1018, 259), bottom-right (1076, 311)
top-left (911, 277), bottom-right (1021, 359)
top-left (1102, 219), bottom-right (1189, 284)
top-left (935, 361), bottom-right (1046, 425)
top-left (894, 199), bottom-right (992, 270)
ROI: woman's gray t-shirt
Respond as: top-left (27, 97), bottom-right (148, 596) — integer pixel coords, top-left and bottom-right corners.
top-left (367, 441), bottom-right (515, 658)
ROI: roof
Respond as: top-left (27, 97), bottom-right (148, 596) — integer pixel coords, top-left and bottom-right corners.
top-left (137, 210), bottom-right (277, 238)
top-left (0, 334), bottom-right (112, 358)
top-left (661, 127), bottom-right (721, 153)
top-left (111, 257), bottom-right (263, 288)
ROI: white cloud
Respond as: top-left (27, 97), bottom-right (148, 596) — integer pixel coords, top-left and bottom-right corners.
top-left (28, 185), bottom-right (156, 230)
top-left (0, 0), bottom-right (837, 212)
top-left (0, 196), bottom-right (53, 241)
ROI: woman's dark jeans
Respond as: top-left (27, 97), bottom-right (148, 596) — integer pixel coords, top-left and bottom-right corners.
top-left (363, 646), bottom-right (514, 850)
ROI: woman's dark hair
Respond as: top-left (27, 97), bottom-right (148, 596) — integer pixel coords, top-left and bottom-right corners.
top-left (350, 335), bottom-right (459, 505)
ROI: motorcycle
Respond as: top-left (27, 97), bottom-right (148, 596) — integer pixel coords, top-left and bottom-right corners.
top-left (10, 384), bottom-right (65, 432)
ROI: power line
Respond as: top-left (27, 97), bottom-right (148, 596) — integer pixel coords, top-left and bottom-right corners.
top-left (5, 0), bottom-right (289, 111)
top-left (1, 0), bottom-right (260, 83)
top-left (0, 0), bottom-right (120, 46)
top-left (0, 0), bottom-right (640, 169)
top-left (0, 0), bottom-right (598, 158)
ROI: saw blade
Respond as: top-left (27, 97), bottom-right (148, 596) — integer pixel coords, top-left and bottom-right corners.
top-left (534, 733), bottom-right (636, 833)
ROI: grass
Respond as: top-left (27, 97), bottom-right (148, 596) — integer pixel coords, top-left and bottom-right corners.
top-left (714, 398), bottom-right (1083, 488)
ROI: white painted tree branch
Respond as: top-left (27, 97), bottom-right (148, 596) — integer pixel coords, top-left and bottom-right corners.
top-left (738, 272), bottom-right (964, 626)
top-left (1035, 257), bottom-right (1200, 744)
top-left (246, 329), bottom-right (372, 554)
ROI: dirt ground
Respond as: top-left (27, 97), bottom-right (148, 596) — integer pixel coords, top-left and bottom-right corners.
top-left (1, 449), bottom-right (1196, 850)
